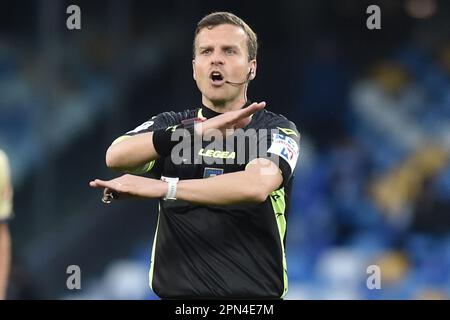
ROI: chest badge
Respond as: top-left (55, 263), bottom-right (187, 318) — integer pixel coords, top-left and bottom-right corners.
top-left (203, 167), bottom-right (224, 178)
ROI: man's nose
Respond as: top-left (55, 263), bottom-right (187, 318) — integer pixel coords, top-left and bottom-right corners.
top-left (210, 53), bottom-right (224, 66)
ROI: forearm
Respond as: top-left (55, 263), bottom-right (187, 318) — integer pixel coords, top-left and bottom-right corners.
top-left (106, 132), bottom-right (160, 171)
top-left (0, 224), bottom-right (11, 300)
top-left (91, 159), bottom-right (282, 206)
top-left (176, 170), bottom-right (273, 205)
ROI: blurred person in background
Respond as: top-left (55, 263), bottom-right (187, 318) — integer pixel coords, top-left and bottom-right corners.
top-left (90, 12), bottom-right (300, 299)
top-left (0, 149), bottom-right (13, 299)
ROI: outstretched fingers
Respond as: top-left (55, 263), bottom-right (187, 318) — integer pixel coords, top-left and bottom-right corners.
top-left (236, 101), bottom-right (266, 120)
top-left (90, 179), bottom-right (117, 190)
top-left (90, 179), bottom-right (104, 188)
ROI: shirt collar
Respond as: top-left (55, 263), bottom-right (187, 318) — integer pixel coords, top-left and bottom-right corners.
top-left (198, 101), bottom-right (252, 119)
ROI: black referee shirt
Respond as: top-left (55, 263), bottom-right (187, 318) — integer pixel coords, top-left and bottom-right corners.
top-left (118, 103), bottom-right (300, 299)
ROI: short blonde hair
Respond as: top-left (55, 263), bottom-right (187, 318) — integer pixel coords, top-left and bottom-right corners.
top-left (193, 12), bottom-right (258, 61)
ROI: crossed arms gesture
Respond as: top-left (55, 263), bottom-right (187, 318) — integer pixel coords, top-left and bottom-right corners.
top-left (90, 102), bottom-right (283, 205)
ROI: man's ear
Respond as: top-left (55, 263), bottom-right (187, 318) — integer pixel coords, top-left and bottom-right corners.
top-left (192, 60), bottom-right (196, 80)
top-left (249, 60), bottom-right (257, 80)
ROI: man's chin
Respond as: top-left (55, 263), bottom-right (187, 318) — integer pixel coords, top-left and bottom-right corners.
top-left (204, 95), bottom-right (228, 107)
top-left (201, 88), bottom-right (241, 107)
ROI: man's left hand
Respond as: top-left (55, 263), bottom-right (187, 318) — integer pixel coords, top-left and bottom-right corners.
top-left (89, 174), bottom-right (167, 202)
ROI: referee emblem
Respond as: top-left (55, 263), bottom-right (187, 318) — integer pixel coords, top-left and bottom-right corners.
top-left (203, 167), bottom-right (224, 178)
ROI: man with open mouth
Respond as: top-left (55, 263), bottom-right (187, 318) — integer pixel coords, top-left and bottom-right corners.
top-left (90, 11), bottom-right (300, 300)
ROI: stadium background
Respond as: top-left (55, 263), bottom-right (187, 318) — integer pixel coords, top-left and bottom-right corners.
top-left (1, 0), bottom-right (449, 299)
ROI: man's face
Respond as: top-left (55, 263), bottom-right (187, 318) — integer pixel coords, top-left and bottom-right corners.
top-left (193, 24), bottom-right (256, 106)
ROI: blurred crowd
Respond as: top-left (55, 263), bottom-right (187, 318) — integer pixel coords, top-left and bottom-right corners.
top-left (286, 41), bottom-right (450, 299)
top-left (0, 0), bottom-right (448, 299)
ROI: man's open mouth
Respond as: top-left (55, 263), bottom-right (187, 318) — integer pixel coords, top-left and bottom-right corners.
top-left (210, 71), bottom-right (225, 85)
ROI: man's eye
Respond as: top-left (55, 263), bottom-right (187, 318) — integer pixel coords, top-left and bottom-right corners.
top-left (226, 49), bottom-right (235, 55)
top-left (202, 49), bottom-right (211, 55)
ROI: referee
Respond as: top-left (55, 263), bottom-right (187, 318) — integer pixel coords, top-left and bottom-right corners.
top-left (90, 12), bottom-right (300, 299)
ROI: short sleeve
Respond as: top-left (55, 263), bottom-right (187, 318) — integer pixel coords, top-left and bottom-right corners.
top-left (109, 111), bottom-right (191, 175)
top-left (258, 119), bottom-right (300, 188)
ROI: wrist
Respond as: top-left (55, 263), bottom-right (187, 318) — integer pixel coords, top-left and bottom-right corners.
top-left (160, 180), bottom-right (169, 198)
top-left (161, 176), bottom-right (179, 200)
